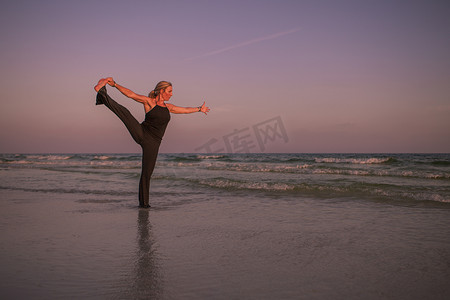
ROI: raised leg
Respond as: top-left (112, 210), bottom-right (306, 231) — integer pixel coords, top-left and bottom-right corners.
top-left (96, 86), bottom-right (144, 145)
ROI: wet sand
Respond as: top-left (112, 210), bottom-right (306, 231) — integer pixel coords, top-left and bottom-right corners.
top-left (1, 189), bottom-right (449, 299)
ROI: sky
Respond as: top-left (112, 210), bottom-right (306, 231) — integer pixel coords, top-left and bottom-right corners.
top-left (0, 0), bottom-right (449, 153)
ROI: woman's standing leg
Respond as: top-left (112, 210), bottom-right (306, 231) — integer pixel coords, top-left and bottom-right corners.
top-left (96, 86), bottom-right (144, 144)
top-left (139, 137), bottom-right (161, 207)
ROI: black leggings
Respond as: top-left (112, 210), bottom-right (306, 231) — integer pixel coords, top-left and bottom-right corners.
top-left (96, 87), bottom-right (160, 207)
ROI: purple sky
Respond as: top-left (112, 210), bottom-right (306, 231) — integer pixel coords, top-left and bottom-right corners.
top-left (1, 0), bottom-right (449, 153)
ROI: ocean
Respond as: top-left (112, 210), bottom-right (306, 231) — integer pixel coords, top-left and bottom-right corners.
top-left (1, 153), bottom-right (449, 299)
top-left (1, 153), bottom-right (449, 206)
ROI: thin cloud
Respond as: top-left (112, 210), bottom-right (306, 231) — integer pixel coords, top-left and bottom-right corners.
top-left (185, 28), bottom-right (301, 61)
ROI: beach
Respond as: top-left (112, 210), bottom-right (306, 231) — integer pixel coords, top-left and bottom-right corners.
top-left (1, 153), bottom-right (450, 299)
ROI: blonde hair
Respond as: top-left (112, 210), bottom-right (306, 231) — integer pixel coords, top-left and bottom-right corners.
top-left (148, 81), bottom-right (172, 98)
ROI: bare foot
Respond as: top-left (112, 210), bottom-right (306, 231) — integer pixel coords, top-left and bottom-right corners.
top-left (94, 78), bottom-right (108, 92)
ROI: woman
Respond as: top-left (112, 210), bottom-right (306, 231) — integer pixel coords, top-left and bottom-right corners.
top-left (94, 77), bottom-right (210, 208)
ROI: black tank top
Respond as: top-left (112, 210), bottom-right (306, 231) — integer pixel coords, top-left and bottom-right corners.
top-left (142, 105), bottom-right (170, 141)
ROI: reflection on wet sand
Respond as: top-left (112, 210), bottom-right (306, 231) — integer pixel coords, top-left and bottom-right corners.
top-left (124, 209), bottom-right (163, 299)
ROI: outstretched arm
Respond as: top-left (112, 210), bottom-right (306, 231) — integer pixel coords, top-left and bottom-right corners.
top-left (166, 102), bottom-right (210, 115)
top-left (106, 78), bottom-right (149, 104)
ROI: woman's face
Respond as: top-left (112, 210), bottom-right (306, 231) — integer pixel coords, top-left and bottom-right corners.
top-left (161, 86), bottom-right (173, 101)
